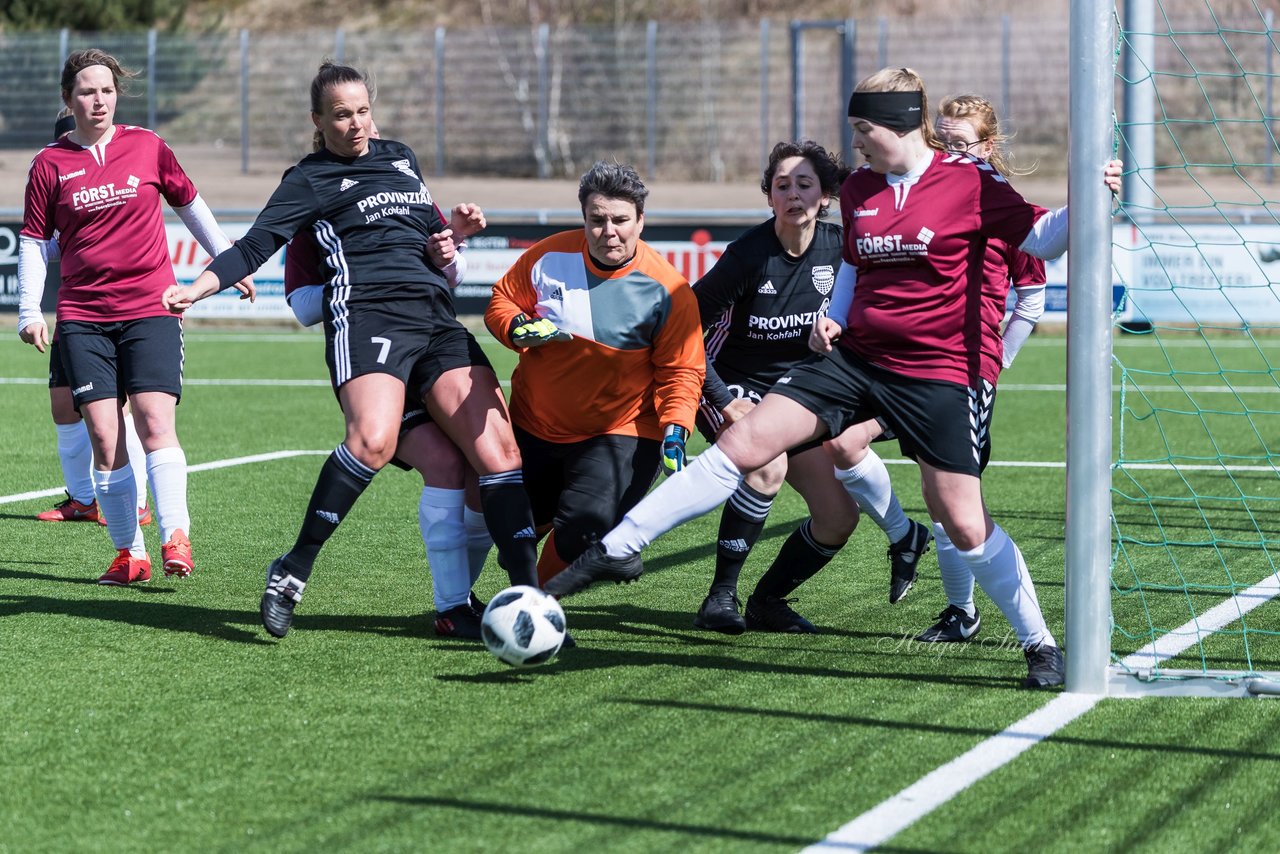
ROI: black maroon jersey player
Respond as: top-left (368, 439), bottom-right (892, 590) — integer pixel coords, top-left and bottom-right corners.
top-left (696, 218), bottom-right (843, 402)
top-left (207, 138), bottom-right (450, 301)
top-left (838, 150), bottom-right (1046, 389)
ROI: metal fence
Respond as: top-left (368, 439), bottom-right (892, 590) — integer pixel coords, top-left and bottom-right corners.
top-left (0, 11), bottom-right (1274, 183)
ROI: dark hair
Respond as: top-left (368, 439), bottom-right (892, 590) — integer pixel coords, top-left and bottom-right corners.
top-left (309, 60), bottom-right (372, 115)
top-left (578, 160), bottom-right (649, 214)
top-left (60, 48), bottom-right (136, 102)
top-left (760, 140), bottom-right (851, 219)
top-left (54, 107), bottom-right (75, 140)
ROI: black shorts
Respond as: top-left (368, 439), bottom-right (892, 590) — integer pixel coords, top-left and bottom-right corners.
top-left (385, 335), bottom-right (492, 472)
top-left (514, 425), bottom-right (662, 564)
top-left (48, 336), bottom-right (69, 389)
top-left (770, 348), bottom-right (994, 477)
top-left (324, 289), bottom-right (482, 399)
top-left (56, 316), bottom-right (184, 410)
top-left (696, 371), bottom-right (823, 457)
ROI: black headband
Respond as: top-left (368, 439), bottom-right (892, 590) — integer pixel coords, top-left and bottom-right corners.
top-left (846, 91), bottom-right (924, 133)
top-left (53, 114), bottom-right (76, 140)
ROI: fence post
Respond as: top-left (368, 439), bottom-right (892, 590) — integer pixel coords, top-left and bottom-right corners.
top-left (877, 16), bottom-right (888, 67)
top-left (59, 28), bottom-right (68, 63)
top-left (147, 29), bottom-right (157, 131)
top-left (240, 29), bottom-right (249, 175)
top-left (841, 18), bottom-right (856, 165)
top-left (1121, 0), bottom-right (1156, 217)
top-left (646, 20), bottom-right (658, 178)
top-left (789, 21), bottom-right (802, 140)
top-left (1001, 15), bottom-right (1012, 137)
top-left (760, 18), bottom-right (770, 174)
top-left (435, 26), bottom-right (446, 176)
top-left (536, 23), bottom-right (550, 179)
top-left (1267, 10), bottom-right (1276, 184)
top-left (335, 28), bottom-right (345, 63)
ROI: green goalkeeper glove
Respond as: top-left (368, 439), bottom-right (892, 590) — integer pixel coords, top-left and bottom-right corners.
top-left (662, 424), bottom-right (688, 475)
top-left (509, 313), bottom-right (571, 347)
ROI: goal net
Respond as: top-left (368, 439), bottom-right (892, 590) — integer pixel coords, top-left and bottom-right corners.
top-left (1107, 0), bottom-right (1280, 695)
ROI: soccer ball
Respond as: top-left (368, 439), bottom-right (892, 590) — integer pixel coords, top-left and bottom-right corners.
top-left (480, 585), bottom-right (567, 667)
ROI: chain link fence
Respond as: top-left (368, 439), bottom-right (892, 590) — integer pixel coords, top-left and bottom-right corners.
top-left (0, 11), bottom-right (1273, 183)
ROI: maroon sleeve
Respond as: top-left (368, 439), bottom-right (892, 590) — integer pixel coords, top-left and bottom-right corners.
top-left (283, 230), bottom-right (322, 296)
top-left (975, 167), bottom-right (1046, 249)
top-left (155, 136), bottom-right (198, 208)
top-left (1008, 246), bottom-right (1046, 287)
top-left (20, 153), bottom-right (56, 241)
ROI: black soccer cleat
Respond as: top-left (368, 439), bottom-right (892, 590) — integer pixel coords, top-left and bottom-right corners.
top-left (916, 604), bottom-right (981, 643)
top-left (434, 602), bottom-right (484, 640)
top-left (744, 594), bottom-right (817, 634)
top-left (1023, 643), bottom-right (1066, 689)
top-left (693, 589), bottom-right (747, 635)
top-left (888, 519), bottom-right (932, 604)
top-left (542, 543), bottom-right (644, 598)
top-left (261, 557), bottom-right (305, 639)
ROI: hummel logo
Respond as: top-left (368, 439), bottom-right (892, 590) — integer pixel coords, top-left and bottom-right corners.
top-left (777, 376), bottom-right (792, 384)
top-left (340, 178), bottom-right (359, 191)
top-left (73, 382), bottom-right (94, 394)
top-left (513, 526), bottom-right (536, 539)
top-left (757, 279), bottom-right (777, 294)
top-left (316, 510), bottom-right (340, 525)
top-left (719, 538), bottom-right (750, 553)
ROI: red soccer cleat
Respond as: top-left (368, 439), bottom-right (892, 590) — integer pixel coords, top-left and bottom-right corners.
top-left (36, 493), bottom-right (99, 523)
top-left (98, 549), bottom-right (152, 585)
top-left (162, 529), bottom-right (194, 578)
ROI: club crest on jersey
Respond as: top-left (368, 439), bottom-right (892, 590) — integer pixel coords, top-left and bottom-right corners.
top-left (811, 265), bottom-right (834, 295)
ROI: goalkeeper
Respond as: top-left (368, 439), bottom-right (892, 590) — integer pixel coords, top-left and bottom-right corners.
top-left (485, 161), bottom-right (704, 583)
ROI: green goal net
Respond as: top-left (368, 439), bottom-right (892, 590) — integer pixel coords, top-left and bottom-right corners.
top-left (1108, 1), bottom-right (1280, 694)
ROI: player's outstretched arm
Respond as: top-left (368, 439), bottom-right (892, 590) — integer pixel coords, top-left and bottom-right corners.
top-left (163, 270), bottom-right (223, 313)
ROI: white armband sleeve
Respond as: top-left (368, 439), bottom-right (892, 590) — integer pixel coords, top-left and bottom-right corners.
top-left (1018, 206), bottom-right (1068, 260)
top-left (173, 193), bottom-right (233, 257)
top-left (1001, 285), bottom-right (1046, 369)
top-left (17, 237), bottom-right (51, 333)
top-left (442, 243), bottom-right (467, 289)
top-left (824, 262), bottom-right (857, 330)
top-left (286, 284), bottom-right (325, 328)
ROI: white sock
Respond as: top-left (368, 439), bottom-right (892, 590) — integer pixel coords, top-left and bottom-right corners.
top-left (123, 416), bottom-right (148, 512)
top-left (834, 448), bottom-right (910, 543)
top-left (603, 443), bottom-right (743, 557)
top-left (55, 421), bottom-right (94, 504)
top-left (463, 506), bottom-right (492, 588)
top-left (420, 487), bottom-right (470, 611)
top-left (933, 521), bottom-right (975, 617)
top-left (94, 465), bottom-right (144, 557)
top-left (957, 524), bottom-right (1055, 648)
top-left (146, 446), bottom-right (190, 542)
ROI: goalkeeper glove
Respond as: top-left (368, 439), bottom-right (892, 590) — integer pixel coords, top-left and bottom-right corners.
top-left (662, 424), bottom-right (688, 475)
top-left (508, 313), bottom-right (571, 347)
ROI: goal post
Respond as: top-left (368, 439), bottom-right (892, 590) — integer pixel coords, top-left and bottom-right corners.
top-left (1068, 1), bottom-right (1280, 697)
top-left (1064, 0), bottom-right (1118, 694)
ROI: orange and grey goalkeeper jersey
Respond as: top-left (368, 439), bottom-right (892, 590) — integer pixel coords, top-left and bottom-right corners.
top-left (486, 230), bottom-right (705, 443)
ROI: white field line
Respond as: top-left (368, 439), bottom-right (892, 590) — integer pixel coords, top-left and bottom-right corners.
top-left (0, 450), bottom-right (329, 506)
top-left (802, 577), bottom-right (1280, 853)
top-left (0, 376), bottom-right (513, 388)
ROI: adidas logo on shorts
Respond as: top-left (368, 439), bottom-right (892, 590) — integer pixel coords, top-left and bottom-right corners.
top-left (513, 526), bottom-right (536, 539)
top-left (339, 178), bottom-right (359, 191)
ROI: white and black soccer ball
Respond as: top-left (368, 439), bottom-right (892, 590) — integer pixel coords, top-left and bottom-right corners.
top-left (480, 585), bottom-right (567, 667)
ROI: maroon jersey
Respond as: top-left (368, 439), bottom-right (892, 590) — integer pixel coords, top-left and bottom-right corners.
top-left (21, 125), bottom-right (197, 322)
top-left (839, 149), bottom-right (1047, 386)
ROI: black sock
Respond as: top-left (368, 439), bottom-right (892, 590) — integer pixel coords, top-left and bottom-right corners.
top-left (478, 470), bottom-right (539, 587)
top-left (752, 519), bottom-right (844, 601)
top-left (286, 444), bottom-right (378, 581)
top-left (711, 482), bottom-right (774, 595)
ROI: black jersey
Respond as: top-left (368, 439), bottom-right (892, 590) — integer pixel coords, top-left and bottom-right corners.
top-left (206, 138), bottom-right (448, 301)
top-left (695, 218), bottom-right (841, 392)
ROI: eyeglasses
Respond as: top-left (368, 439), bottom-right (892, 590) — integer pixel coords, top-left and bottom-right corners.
top-left (942, 137), bottom-right (988, 154)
